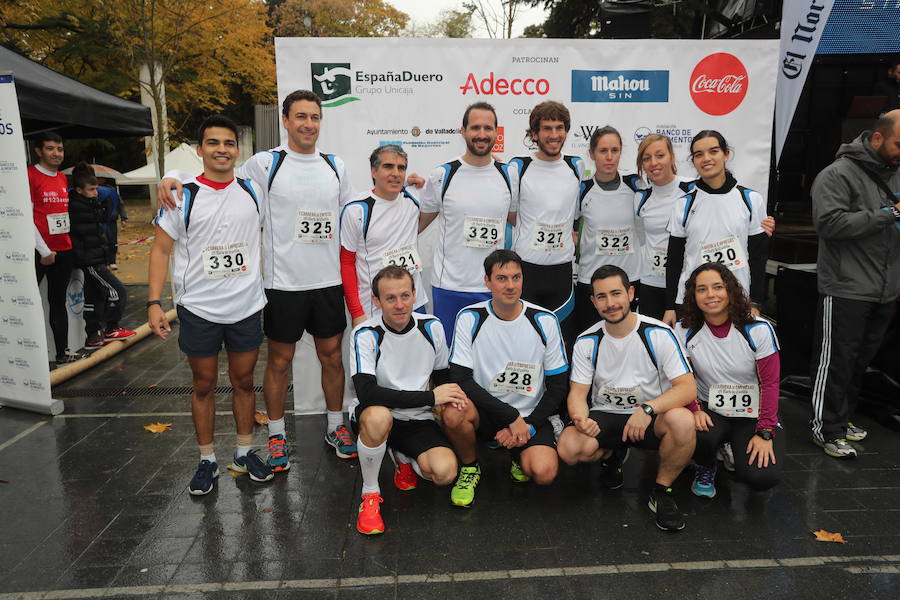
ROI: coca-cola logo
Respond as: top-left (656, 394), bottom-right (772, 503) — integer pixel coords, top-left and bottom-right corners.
top-left (689, 53), bottom-right (748, 116)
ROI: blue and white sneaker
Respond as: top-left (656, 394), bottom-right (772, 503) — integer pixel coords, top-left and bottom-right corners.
top-left (231, 450), bottom-right (274, 482)
top-left (691, 464), bottom-right (717, 498)
top-left (325, 424), bottom-right (358, 459)
top-left (188, 460), bottom-right (219, 495)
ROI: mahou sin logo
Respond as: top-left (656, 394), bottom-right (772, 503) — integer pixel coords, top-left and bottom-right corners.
top-left (689, 53), bottom-right (748, 116)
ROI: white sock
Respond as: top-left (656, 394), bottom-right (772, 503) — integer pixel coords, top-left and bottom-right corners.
top-left (200, 453), bottom-right (217, 464)
top-left (358, 439), bottom-right (386, 496)
top-left (327, 410), bottom-right (343, 433)
top-left (235, 445), bottom-right (251, 459)
top-left (268, 417), bottom-right (286, 438)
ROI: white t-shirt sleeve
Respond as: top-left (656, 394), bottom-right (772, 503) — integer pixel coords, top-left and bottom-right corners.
top-left (336, 156), bottom-right (357, 206)
top-left (667, 194), bottom-right (688, 238)
top-left (339, 203), bottom-right (363, 253)
top-left (570, 335), bottom-right (597, 385)
top-left (748, 189), bottom-right (766, 236)
top-left (538, 312), bottom-right (568, 376)
top-left (650, 327), bottom-right (692, 382)
top-left (431, 320), bottom-right (450, 370)
top-left (34, 223), bottom-right (51, 257)
top-left (156, 194), bottom-right (184, 241)
top-left (748, 320), bottom-right (780, 360)
top-left (672, 323), bottom-right (691, 359)
top-left (351, 326), bottom-right (379, 377)
top-left (237, 152), bottom-right (271, 187)
top-left (420, 166), bottom-right (443, 214)
top-left (449, 310), bottom-right (476, 369)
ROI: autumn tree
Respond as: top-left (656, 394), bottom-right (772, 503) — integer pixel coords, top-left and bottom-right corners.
top-left (2, 0), bottom-right (274, 178)
top-left (272, 0), bottom-right (409, 37)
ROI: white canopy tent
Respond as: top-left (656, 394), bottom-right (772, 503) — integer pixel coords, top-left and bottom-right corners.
top-left (118, 143), bottom-right (203, 185)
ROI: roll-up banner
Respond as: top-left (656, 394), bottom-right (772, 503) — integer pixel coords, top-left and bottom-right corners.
top-left (275, 38), bottom-right (778, 413)
top-left (0, 73), bottom-right (62, 416)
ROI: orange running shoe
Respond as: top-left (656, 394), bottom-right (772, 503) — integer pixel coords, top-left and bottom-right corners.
top-left (356, 492), bottom-right (384, 535)
top-left (393, 462), bottom-right (418, 491)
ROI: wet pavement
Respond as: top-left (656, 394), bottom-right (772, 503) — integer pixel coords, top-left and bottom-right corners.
top-left (1, 286), bottom-right (899, 599)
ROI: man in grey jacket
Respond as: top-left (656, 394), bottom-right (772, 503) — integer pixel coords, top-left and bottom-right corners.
top-left (810, 110), bottom-right (900, 458)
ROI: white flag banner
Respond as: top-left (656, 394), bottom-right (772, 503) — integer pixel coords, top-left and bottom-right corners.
top-left (0, 73), bottom-right (62, 415)
top-left (775, 0), bottom-right (835, 164)
top-left (275, 38), bottom-right (778, 413)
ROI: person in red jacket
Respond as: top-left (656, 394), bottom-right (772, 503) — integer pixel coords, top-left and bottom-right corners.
top-left (29, 132), bottom-right (78, 365)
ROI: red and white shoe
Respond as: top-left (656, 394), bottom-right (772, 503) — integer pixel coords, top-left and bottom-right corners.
top-left (104, 328), bottom-right (136, 341)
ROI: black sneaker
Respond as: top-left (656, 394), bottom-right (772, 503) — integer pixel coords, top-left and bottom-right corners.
top-left (600, 447), bottom-right (630, 490)
top-left (648, 486), bottom-right (685, 531)
top-left (188, 460), bottom-right (219, 495)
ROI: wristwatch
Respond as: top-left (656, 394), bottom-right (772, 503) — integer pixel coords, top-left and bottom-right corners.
top-left (756, 429), bottom-right (774, 441)
top-left (639, 403), bottom-right (655, 416)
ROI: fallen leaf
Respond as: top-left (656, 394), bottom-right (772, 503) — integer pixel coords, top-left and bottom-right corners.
top-left (254, 411), bottom-right (269, 425)
top-left (140, 568), bottom-right (148, 573)
top-left (262, 507), bottom-right (273, 513)
top-left (0, 479), bottom-right (9, 484)
top-left (143, 422), bottom-right (172, 433)
top-left (147, 384), bottom-right (157, 388)
top-left (640, 551), bottom-right (650, 555)
top-left (125, 274), bottom-right (135, 279)
top-left (812, 529), bottom-right (847, 544)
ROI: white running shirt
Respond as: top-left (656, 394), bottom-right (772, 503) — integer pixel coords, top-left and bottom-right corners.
top-left (668, 180), bottom-right (766, 304)
top-left (420, 158), bottom-right (518, 293)
top-left (351, 313), bottom-right (449, 421)
top-left (635, 176), bottom-right (696, 289)
top-left (157, 177), bottom-right (266, 324)
top-left (340, 188), bottom-right (427, 316)
top-left (510, 155), bottom-right (584, 266)
top-left (577, 174), bottom-right (644, 284)
top-left (450, 300), bottom-right (568, 417)
top-left (571, 314), bottom-right (691, 414)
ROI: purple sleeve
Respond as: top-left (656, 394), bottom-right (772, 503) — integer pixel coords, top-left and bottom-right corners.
top-left (756, 352), bottom-right (780, 431)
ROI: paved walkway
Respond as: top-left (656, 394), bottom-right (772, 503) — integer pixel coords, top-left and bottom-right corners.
top-left (1, 287), bottom-right (899, 599)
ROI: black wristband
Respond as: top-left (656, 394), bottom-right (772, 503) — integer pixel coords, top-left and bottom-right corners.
top-left (146, 300), bottom-right (162, 309)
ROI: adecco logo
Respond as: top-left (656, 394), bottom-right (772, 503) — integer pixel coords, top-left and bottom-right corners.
top-left (492, 126), bottom-right (505, 153)
top-left (460, 72), bottom-right (550, 96)
top-left (689, 53), bottom-right (748, 116)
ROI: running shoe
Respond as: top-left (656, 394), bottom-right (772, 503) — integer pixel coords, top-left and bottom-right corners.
top-left (450, 465), bottom-right (481, 508)
top-left (600, 448), bottom-right (630, 490)
top-left (356, 492), bottom-right (385, 535)
top-left (691, 464), bottom-right (717, 498)
top-left (55, 349), bottom-right (90, 364)
top-left (267, 434), bottom-right (290, 472)
top-left (231, 450), bottom-right (274, 482)
top-left (813, 437), bottom-right (857, 458)
top-left (510, 460), bottom-right (530, 483)
top-left (648, 486), bottom-right (685, 531)
top-left (325, 425), bottom-right (358, 459)
top-left (394, 462), bottom-right (417, 490)
top-left (84, 336), bottom-right (106, 349)
top-left (188, 459), bottom-right (219, 495)
top-left (103, 327), bottom-right (136, 341)
top-left (716, 442), bottom-right (736, 472)
top-left (846, 422), bottom-right (867, 442)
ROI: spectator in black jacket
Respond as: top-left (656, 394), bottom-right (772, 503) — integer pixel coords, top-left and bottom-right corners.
top-left (69, 163), bottom-right (135, 348)
top-left (873, 57), bottom-right (900, 111)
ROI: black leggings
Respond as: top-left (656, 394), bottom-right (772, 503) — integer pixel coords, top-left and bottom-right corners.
top-left (694, 408), bottom-right (784, 491)
top-left (36, 249), bottom-right (73, 358)
top-left (638, 283), bottom-right (666, 321)
top-left (521, 261), bottom-right (575, 347)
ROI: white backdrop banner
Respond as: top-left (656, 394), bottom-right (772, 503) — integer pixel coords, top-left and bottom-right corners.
top-left (774, 0), bottom-right (834, 164)
top-left (277, 38), bottom-right (778, 197)
top-left (276, 38), bottom-right (778, 413)
top-left (0, 74), bottom-right (62, 415)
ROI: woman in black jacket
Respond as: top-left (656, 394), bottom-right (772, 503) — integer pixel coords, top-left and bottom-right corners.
top-left (69, 163), bottom-right (135, 347)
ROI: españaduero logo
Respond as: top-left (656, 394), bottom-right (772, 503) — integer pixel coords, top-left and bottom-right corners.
top-left (571, 70), bottom-right (669, 103)
top-left (311, 63), bottom-right (358, 108)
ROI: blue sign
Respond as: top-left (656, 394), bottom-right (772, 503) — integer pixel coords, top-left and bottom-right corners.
top-left (818, 0), bottom-right (900, 54)
top-left (571, 70), bottom-right (669, 103)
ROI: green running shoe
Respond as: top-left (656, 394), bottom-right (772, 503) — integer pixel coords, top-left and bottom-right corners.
top-left (450, 465), bottom-right (481, 508)
top-left (510, 460), bottom-right (530, 483)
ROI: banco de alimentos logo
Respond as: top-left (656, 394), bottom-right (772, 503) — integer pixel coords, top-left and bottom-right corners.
top-left (311, 63), bottom-right (359, 108)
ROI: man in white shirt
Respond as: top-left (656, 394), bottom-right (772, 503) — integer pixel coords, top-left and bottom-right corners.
top-left (158, 90), bottom-right (359, 468)
top-left (557, 265), bottom-right (696, 531)
top-left (418, 102), bottom-right (518, 343)
top-left (148, 115), bottom-right (273, 495)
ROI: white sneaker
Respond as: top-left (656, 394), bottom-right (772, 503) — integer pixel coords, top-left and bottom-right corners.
top-left (846, 422), bottom-right (867, 442)
top-left (716, 443), bottom-right (735, 472)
